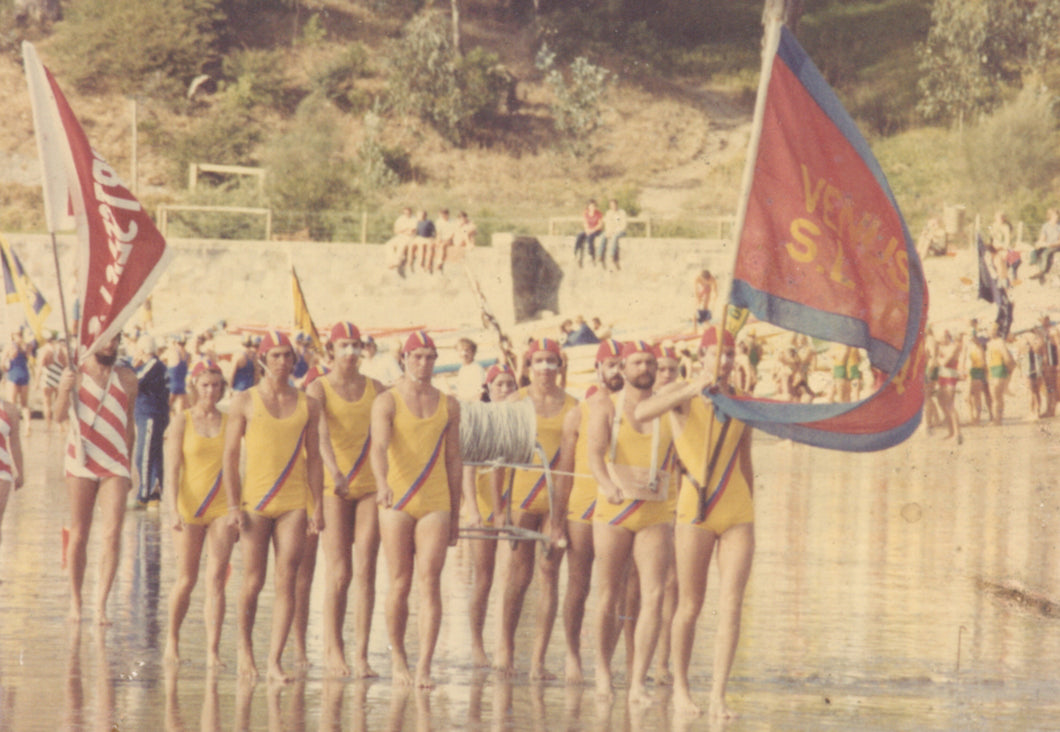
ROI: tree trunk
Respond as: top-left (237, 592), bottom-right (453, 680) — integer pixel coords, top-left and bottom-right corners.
top-left (15, 0), bottom-right (62, 24)
top-left (452, 0), bottom-right (463, 57)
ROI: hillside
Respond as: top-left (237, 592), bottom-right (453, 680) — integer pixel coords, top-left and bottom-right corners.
top-left (16, 0), bottom-right (1060, 247)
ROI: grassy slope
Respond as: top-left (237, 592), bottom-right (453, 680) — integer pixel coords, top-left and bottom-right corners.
top-left (0, 0), bottom-right (996, 241)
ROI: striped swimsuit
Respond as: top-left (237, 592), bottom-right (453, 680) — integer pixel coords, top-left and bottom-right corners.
top-left (65, 369), bottom-right (131, 480)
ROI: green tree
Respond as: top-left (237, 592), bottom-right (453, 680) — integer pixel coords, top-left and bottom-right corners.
top-left (917, 0), bottom-right (1060, 124)
top-left (536, 45), bottom-right (612, 159)
top-left (387, 10), bottom-right (506, 145)
top-left (51, 0), bottom-right (225, 98)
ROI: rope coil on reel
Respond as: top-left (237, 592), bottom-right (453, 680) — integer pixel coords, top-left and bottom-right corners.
top-left (459, 399), bottom-right (537, 465)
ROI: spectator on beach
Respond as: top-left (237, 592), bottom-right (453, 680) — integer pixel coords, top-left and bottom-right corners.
top-left (387, 206), bottom-right (418, 277)
top-left (562, 316), bottom-right (599, 347)
top-left (433, 208), bottom-right (457, 273)
top-left (1031, 208), bottom-right (1060, 284)
top-left (590, 317), bottom-right (612, 341)
top-left (990, 211), bottom-right (1020, 281)
top-left (456, 211), bottom-right (477, 249)
top-left (693, 270), bottom-right (717, 333)
top-left (411, 210), bottom-right (436, 274)
top-left (454, 338), bottom-right (486, 402)
top-left (573, 200), bottom-right (603, 267)
top-left (917, 217), bottom-right (948, 258)
top-left (599, 199), bottom-right (627, 270)
top-left (362, 337), bottom-right (404, 387)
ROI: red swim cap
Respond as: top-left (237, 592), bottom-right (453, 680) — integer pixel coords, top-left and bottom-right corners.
top-left (595, 339), bottom-right (622, 363)
top-left (654, 344), bottom-right (679, 361)
top-left (403, 330), bottom-right (436, 354)
top-left (527, 338), bottom-right (562, 358)
top-left (330, 321), bottom-right (361, 343)
top-left (620, 340), bottom-right (654, 359)
top-left (190, 358), bottom-right (223, 380)
top-left (258, 330), bottom-right (293, 356)
top-left (699, 326), bottom-right (735, 349)
top-left (485, 363), bottom-right (514, 384)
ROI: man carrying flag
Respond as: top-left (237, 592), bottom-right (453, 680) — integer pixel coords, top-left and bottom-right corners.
top-left (23, 42), bottom-right (171, 624)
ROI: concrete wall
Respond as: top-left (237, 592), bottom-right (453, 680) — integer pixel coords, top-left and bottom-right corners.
top-left (1, 233), bottom-right (732, 337)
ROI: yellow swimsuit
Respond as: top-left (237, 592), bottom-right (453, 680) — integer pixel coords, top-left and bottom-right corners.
top-left (475, 467), bottom-right (510, 524)
top-left (567, 400), bottom-right (597, 524)
top-left (177, 411), bottom-right (228, 525)
top-left (321, 377), bottom-right (377, 501)
top-left (508, 388), bottom-right (577, 516)
top-left (243, 389), bottom-right (309, 518)
top-left (593, 395), bottom-right (677, 533)
top-left (386, 389), bottom-right (451, 520)
top-left (673, 397), bottom-right (754, 534)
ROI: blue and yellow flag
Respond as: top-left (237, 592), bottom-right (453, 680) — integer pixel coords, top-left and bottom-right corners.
top-left (0, 234), bottom-right (51, 343)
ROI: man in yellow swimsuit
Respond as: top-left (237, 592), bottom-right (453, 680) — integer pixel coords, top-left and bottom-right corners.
top-left (307, 322), bottom-right (385, 679)
top-left (370, 330), bottom-right (461, 689)
top-left (224, 330), bottom-right (325, 683)
top-left (587, 340), bottom-right (676, 704)
top-left (558, 338), bottom-right (623, 683)
top-left (495, 337), bottom-right (576, 679)
top-left (634, 326), bottom-right (754, 722)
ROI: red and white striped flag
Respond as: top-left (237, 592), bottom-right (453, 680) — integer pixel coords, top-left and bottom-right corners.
top-left (23, 41), bottom-right (172, 362)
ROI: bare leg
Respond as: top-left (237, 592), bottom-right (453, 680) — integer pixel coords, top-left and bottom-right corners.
top-left (267, 509), bottom-right (308, 683)
top-left (66, 477), bottom-right (99, 622)
top-left (592, 521), bottom-right (634, 699)
top-left (495, 511), bottom-right (542, 676)
top-left (628, 523), bottom-right (672, 706)
top-left (165, 523), bottom-right (207, 665)
top-left (655, 562), bottom-right (677, 685)
top-left (563, 521), bottom-right (594, 684)
top-left (469, 533), bottom-right (498, 667)
top-left (93, 477), bottom-right (130, 625)
top-left (413, 511), bottom-right (451, 688)
top-left (292, 530), bottom-right (318, 669)
top-left (379, 507), bottom-right (416, 687)
top-left (708, 523), bottom-right (754, 724)
top-left (530, 516), bottom-right (564, 681)
top-left (322, 494), bottom-right (355, 677)
top-left (0, 481), bottom-right (11, 550)
top-left (671, 524), bottom-right (717, 717)
top-left (623, 565), bottom-right (641, 683)
top-left (351, 494), bottom-right (380, 678)
top-left (237, 512), bottom-right (274, 679)
top-left (203, 518), bottom-right (237, 668)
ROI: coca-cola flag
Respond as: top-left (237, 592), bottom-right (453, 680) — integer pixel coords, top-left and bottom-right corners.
top-left (23, 41), bottom-right (171, 362)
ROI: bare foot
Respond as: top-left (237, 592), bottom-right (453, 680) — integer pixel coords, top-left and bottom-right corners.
top-left (325, 648), bottom-right (350, 678)
top-left (594, 668), bottom-right (613, 700)
top-left (655, 668), bottom-right (673, 686)
top-left (530, 665), bottom-right (557, 681)
top-left (67, 605), bottom-right (82, 624)
top-left (493, 659), bottom-right (516, 679)
top-left (206, 653), bottom-right (226, 670)
top-left (628, 682), bottom-right (654, 707)
top-left (267, 661), bottom-right (294, 685)
top-left (294, 652), bottom-right (310, 671)
top-left (673, 687), bottom-right (702, 718)
top-left (708, 695), bottom-right (736, 724)
top-left (565, 654), bottom-right (584, 685)
top-left (352, 660), bottom-right (378, 679)
top-left (415, 672), bottom-right (433, 689)
top-left (237, 648), bottom-right (259, 680)
top-left (471, 645), bottom-right (490, 668)
top-left (163, 639), bottom-right (180, 667)
top-left (94, 608), bottom-right (112, 627)
top-left (392, 658), bottom-right (413, 687)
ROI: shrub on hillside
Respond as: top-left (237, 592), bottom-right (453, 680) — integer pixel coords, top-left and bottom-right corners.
top-left (51, 0), bottom-right (224, 97)
top-left (536, 45), bottom-right (613, 160)
top-left (263, 96), bottom-right (354, 239)
top-left (309, 43), bottom-right (372, 113)
top-left (962, 89), bottom-right (1059, 205)
top-left (387, 11), bottom-right (507, 146)
top-left (167, 105), bottom-right (263, 185)
top-left (221, 48), bottom-right (295, 112)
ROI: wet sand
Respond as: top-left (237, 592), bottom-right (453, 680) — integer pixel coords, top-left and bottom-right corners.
top-left (1, 408), bottom-right (1059, 730)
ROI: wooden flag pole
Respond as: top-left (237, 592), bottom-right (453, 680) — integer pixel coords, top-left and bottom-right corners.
top-left (696, 6), bottom-right (785, 521)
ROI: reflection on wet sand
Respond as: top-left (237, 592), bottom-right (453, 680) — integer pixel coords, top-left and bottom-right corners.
top-left (2, 423), bottom-right (1060, 728)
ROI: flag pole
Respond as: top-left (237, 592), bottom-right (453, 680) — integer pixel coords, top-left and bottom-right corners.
top-left (697, 5), bottom-right (785, 522)
top-left (48, 233), bottom-right (77, 367)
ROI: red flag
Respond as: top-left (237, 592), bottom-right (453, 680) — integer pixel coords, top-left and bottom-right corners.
top-left (713, 24), bottom-right (928, 451)
top-left (23, 42), bottom-right (172, 362)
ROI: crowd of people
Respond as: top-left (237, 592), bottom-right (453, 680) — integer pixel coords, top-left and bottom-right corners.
top-left (384, 207), bottom-right (477, 277)
top-left (0, 316), bottom-right (768, 723)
